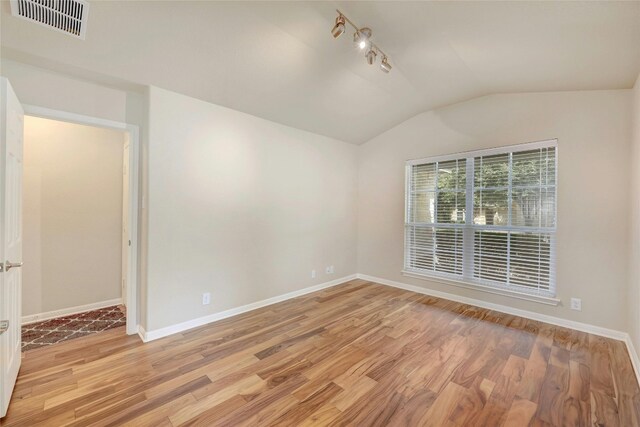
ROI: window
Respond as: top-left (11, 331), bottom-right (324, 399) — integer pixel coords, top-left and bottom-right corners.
top-left (405, 140), bottom-right (557, 297)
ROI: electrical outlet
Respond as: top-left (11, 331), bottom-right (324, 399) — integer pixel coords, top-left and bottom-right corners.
top-left (570, 298), bottom-right (581, 311)
top-left (202, 292), bottom-right (211, 305)
top-left (325, 265), bottom-right (334, 274)
top-left (311, 269), bottom-right (316, 279)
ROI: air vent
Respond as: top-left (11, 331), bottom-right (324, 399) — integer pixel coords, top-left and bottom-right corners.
top-left (10, 0), bottom-right (90, 39)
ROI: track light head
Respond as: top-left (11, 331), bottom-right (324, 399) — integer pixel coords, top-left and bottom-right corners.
top-left (353, 32), bottom-right (363, 48)
top-left (380, 56), bottom-right (392, 73)
top-left (366, 48), bottom-right (377, 65)
top-left (353, 27), bottom-right (371, 50)
top-left (331, 15), bottom-right (345, 38)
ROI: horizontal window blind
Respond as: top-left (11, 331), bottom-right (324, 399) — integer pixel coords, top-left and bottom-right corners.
top-left (405, 140), bottom-right (557, 297)
top-left (405, 159), bottom-right (466, 277)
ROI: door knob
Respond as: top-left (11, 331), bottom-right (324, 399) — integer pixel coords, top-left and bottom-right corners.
top-left (0, 261), bottom-right (23, 273)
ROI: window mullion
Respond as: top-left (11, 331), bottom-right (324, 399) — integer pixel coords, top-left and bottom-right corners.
top-left (548, 147), bottom-right (558, 295)
top-left (506, 153), bottom-right (513, 286)
top-left (508, 153), bottom-right (513, 228)
top-left (538, 149), bottom-right (543, 292)
top-left (433, 162), bottom-right (439, 271)
top-left (404, 165), bottom-right (412, 271)
top-left (463, 158), bottom-right (474, 280)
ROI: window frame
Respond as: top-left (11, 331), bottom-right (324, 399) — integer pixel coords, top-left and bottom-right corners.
top-left (404, 139), bottom-right (558, 303)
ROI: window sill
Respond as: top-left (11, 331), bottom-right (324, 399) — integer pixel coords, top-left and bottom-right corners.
top-left (401, 270), bottom-right (561, 306)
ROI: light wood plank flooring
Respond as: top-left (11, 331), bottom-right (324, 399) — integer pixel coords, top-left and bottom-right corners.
top-left (2, 279), bottom-right (639, 426)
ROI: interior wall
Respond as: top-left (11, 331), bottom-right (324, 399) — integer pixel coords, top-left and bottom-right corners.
top-left (145, 87), bottom-right (358, 331)
top-left (0, 59), bottom-right (130, 123)
top-left (630, 75), bottom-right (640, 349)
top-left (23, 116), bottom-right (125, 316)
top-left (357, 90), bottom-right (632, 332)
top-left (6, 59), bottom-right (638, 338)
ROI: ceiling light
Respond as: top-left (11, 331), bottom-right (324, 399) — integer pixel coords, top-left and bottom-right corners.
top-left (366, 48), bottom-right (377, 65)
top-left (353, 28), bottom-right (371, 51)
top-left (331, 10), bottom-right (391, 73)
top-left (331, 15), bottom-right (345, 38)
top-left (380, 56), bottom-right (392, 73)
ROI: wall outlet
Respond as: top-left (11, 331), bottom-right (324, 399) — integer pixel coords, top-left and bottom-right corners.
top-left (311, 270), bottom-right (316, 279)
top-left (325, 265), bottom-right (334, 274)
top-left (202, 292), bottom-right (211, 305)
top-left (570, 298), bottom-right (581, 311)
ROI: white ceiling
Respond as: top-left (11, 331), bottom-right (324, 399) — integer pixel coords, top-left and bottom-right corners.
top-left (1, 1), bottom-right (639, 144)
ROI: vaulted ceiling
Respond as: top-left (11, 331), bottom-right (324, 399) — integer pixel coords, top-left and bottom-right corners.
top-left (2, 1), bottom-right (639, 144)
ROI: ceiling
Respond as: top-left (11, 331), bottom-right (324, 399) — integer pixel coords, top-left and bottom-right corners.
top-left (1, 1), bottom-right (639, 144)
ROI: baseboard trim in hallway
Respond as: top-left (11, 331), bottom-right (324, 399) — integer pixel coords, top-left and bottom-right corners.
top-left (139, 274), bottom-right (358, 342)
top-left (22, 298), bottom-right (123, 325)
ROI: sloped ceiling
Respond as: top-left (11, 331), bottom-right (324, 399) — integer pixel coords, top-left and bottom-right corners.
top-left (1, 1), bottom-right (639, 144)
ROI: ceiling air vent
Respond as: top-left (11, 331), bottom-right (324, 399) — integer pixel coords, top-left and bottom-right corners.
top-left (10, 0), bottom-right (90, 40)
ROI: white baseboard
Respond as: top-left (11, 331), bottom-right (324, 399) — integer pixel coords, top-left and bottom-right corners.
top-left (624, 334), bottom-right (640, 389)
top-left (357, 274), bottom-right (628, 341)
top-left (137, 325), bottom-right (147, 343)
top-left (134, 271), bottom-right (640, 387)
top-left (139, 274), bottom-right (357, 342)
top-left (22, 298), bottom-right (123, 325)
top-left (359, 273), bottom-right (640, 386)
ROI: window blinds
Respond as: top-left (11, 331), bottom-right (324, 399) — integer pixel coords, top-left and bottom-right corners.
top-left (405, 140), bottom-right (557, 296)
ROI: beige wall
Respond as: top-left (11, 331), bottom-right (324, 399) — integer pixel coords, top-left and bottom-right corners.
top-left (145, 87), bottom-right (358, 331)
top-left (358, 90), bottom-right (632, 331)
top-left (630, 75), bottom-right (640, 349)
top-left (1, 59), bottom-right (132, 124)
top-left (23, 116), bottom-right (125, 316)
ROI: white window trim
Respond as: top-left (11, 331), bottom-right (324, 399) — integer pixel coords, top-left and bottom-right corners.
top-left (406, 139), bottom-right (557, 166)
top-left (404, 139), bottom-right (558, 303)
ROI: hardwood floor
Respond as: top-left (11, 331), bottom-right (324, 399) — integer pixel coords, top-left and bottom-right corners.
top-left (2, 279), bottom-right (639, 426)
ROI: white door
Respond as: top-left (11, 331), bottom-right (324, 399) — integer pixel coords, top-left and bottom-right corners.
top-left (0, 78), bottom-right (24, 418)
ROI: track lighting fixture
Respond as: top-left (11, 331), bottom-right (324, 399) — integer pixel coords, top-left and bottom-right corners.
top-left (380, 56), bottom-right (392, 73)
top-left (365, 47), bottom-right (377, 65)
top-left (353, 28), bottom-right (371, 51)
top-left (332, 14), bottom-right (345, 38)
top-left (331, 10), bottom-right (391, 73)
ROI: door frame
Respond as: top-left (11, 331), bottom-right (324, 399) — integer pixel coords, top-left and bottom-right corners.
top-left (22, 105), bottom-right (140, 336)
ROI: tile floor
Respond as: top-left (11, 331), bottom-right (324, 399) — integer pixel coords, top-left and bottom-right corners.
top-left (21, 305), bottom-right (126, 352)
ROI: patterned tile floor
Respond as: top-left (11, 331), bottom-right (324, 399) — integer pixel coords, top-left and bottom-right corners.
top-left (21, 305), bottom-right (126, 352)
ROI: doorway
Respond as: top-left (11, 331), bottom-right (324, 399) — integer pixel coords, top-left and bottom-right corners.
top-left (1, 80), bottom-right (140, 417)
top-left (20, 107), bottom-right (139, 341)
top-left (20, 116), bottom-right (128, 350)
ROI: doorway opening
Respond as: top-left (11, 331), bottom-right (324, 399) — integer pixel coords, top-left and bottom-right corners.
top-left (19, 109), bottom-right (139, 350)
